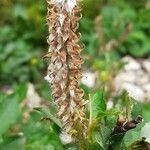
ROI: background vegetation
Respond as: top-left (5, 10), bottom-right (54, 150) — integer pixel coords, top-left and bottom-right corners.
top-left (0, 0), bottom-right (150, 149)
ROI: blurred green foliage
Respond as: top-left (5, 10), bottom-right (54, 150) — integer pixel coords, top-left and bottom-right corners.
top-left (0, 0), bottom-right (150, 85)
top-left (0, 0), bottom-right (46, 85)
top-left (0, 0), bottom-right (150, 149)
top-left (0, 85), bottom-right (150, 149)
top-left (81, 0), bottom-right (150, 58)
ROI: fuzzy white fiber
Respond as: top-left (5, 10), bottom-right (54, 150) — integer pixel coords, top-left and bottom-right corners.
top-left (56, 0), bottom-right (77, 12)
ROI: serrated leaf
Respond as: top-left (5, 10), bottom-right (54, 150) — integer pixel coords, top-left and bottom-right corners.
top-left (90, 90), bottom-right (106, 119)
top-left (100, 125), bottom-right (112, 147)
top-left (0, 94), bottom-right (19, 135)
top-left (92, 130), bottom-right (104, 149)
top-left (124, 129), bottom-right (140, 147)
top-left (34, 107), bottom-right (62, 128)
top-left (109, 133), bottom-right (126, 150)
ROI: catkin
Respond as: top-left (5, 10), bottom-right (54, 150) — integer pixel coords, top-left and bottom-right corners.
top-left (45, 0), bottom-right (86, 138)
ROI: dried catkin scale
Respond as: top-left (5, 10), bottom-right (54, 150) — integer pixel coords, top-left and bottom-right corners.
top-left (45, 0), bottom-right (87, 142)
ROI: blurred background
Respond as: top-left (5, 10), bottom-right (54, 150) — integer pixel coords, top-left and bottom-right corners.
top-left (0, 0), bottom-right (150, 149)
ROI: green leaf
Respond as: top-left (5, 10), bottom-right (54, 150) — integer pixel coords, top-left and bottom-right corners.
top-left (90, 90), bottom-right (106, 119)
top-left (66, 147), bottom-right (78, 150)
top-left (120, 91), bottom-right (142, 119)
top-left (47, 131), bottom-right (64, 150)
top-left (25, 131), bottom-right (64, 150)
top-left (98, 109), bottom-right (120, 118)
top-left (91, 130), bottom-right (104, 149)
top-left (121, 90), bottom-right (133, 119)
top-left (109, 133), bottom-right (126, 150)
top-left (131, 100), bottom-right (142, 119)
top-left (129, 31), bottom-right (146, 40)
top-left (0, 94), bottom-right (19, 135)
top-left (106, 115), bottom-right (117, 128)
top-left (100, 125), bottom-right (112, 147)
top-left (15, 83), bottom-right (27, 101)
top-left (141, 122), bottom-right (150, 143)
top-left (124, 129), bottom-right (140, 147)
top-left (0, 137), bottom-right (25, 150)
top-left (34, 107), bottom-right (62, 128)
top-left (38, 81), bottom-right (51, 101)
top-left (89, 141), bottom-right (104, 150)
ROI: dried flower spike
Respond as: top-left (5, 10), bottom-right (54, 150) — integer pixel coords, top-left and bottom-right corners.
top-left (46, 0), bottom-right (87, 140)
